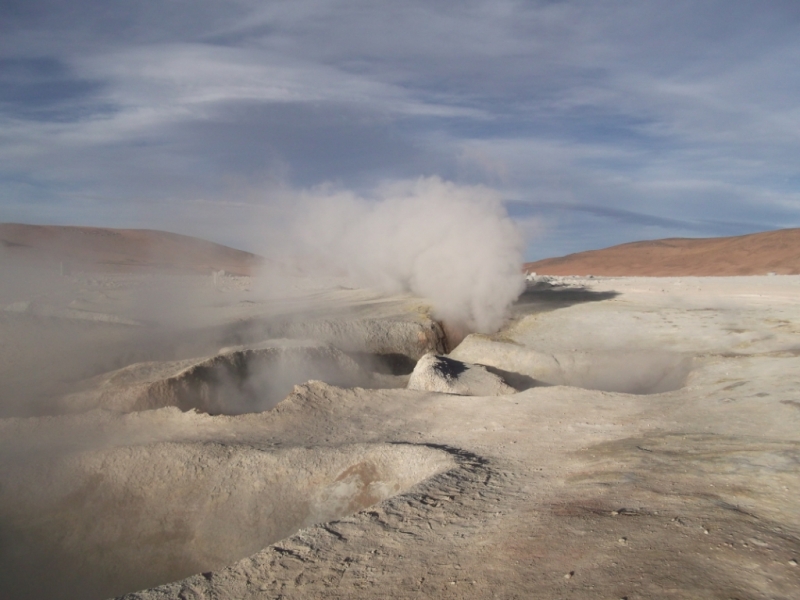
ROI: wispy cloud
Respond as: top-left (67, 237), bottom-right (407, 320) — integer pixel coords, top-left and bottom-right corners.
top-left (1, 1), bottom-right (799, 258)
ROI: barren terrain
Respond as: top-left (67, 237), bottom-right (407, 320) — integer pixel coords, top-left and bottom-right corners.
top-left (525, 228), bottom-right (800, 276)
top-left (0, 223), bottom-right (262, 275)
top-left (1, 228), bottom-right (799, 600)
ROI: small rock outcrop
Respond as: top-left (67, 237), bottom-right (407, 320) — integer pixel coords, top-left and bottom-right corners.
top-left (407, 353), bottom-right (515, 396)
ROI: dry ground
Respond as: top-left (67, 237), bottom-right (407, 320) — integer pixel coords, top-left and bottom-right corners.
top-left (1, 237), bottom-right (799, 600)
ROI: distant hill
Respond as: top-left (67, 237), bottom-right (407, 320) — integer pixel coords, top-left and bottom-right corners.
top-left (0, 223), bottom-right (263, 275)
top-left (524, 228), bottom-right (800, 276)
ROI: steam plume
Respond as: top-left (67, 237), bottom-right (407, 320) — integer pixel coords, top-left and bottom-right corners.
top-left (273, 176), bottom-right (526, 334)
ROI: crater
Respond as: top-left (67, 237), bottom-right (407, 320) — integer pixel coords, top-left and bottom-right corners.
top-left (451, 336), bottom-right (692, 395)
top-left (536, 350), bottom-right (692, 394)
top-left (60, 340), bottom-right (412, 415)
top-left (0, 441), bottom-right (453, 600)
top-left (146, 342), bottom-right (371, 414)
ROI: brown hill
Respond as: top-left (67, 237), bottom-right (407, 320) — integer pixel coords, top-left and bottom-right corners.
top-left (0, 223), bottom-right (263, 275)
top-left (524, 228), bottom-right (800, 276)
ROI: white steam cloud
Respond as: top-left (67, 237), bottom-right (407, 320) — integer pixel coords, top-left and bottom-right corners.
top-left (267, 176), bottom-right (526, 333)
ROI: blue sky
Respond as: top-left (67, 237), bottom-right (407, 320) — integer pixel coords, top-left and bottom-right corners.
top-left (2, 0), bottom-right (799, 259)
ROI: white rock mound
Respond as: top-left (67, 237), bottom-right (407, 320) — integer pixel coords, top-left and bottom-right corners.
top-left (407, 353), bottom-right (515, 396)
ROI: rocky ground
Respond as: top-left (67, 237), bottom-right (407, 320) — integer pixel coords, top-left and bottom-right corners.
top-left (1, 269), bottom-right (799, 599)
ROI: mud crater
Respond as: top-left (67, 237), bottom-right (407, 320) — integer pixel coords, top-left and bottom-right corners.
top-left (0, 442), bottom-right (453, 600)
top-left (61, 341), bottom-right (418, 415)
top-left (452, 335), bottom-right (693, 395)
top-left (540, 350), bottom-right (693, 394)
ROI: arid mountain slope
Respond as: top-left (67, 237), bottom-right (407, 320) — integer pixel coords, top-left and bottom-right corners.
top-left (0, 223), bottom-right (262, 275)
top-left (525, 228), bottom-right (800, 276)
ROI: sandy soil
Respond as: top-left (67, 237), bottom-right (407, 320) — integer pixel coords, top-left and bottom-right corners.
top-left (1, 250), bottom-right (799, 599)
top-left (524, 228), bottom-right (800, 276)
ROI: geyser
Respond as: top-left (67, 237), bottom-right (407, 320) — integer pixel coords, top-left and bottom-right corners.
top-left (0, 442), bottom-right (453, 600)
top-left (264, 176), bottom-right (526, 335)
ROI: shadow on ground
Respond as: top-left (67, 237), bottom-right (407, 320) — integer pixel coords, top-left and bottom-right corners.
top-left (511, 282), bottom-right (619, 317)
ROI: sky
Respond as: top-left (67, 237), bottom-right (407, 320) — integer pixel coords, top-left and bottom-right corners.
top-left (1, 0), bottom-right (799, 260)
